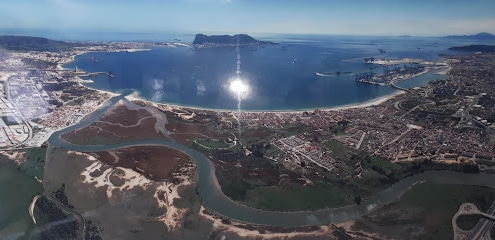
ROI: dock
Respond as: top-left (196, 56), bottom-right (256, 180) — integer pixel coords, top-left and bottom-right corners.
top-left (77, 71), bottom-right (115, 78)
top-left (391, 82), bottom-right (411, 92)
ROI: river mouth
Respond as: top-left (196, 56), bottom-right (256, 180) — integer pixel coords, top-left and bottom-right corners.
top-left (46, 93), bottom-right (495, 227)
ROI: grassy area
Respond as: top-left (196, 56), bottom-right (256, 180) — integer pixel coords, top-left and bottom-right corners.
top-left (477, 160), bottom-right (495, 167)
top-left (324, 139), bottom-right (360, 160)
top-left (74, 135), bottom-right (115, 146)
top-left (362, 183), bottom-right (495, 240)
top-left (369, 156), bottom-right (400, 171)
top-left (195, 139), bottom-right (234, 149)
top-left (215, 167), bottom-right (252, 201)
top-left (398, 183), bottom-right (495, 212)
top-left (19, 148), bottom-right (46, 180)
top-left (351, 170), bottom-right (390, 196)
top-left (242, 182), bottom-right (354, 211)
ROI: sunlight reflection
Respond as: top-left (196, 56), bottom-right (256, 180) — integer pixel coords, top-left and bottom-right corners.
top-left (229, 79), bottom-right (249, 95)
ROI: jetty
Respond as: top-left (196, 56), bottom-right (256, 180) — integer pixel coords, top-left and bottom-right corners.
top-left (315, 71), bottom-right (352, 77)
top-left (391, 82), bottom-right (411, 92)
top-left (77, 71), bottom-right (115, 78)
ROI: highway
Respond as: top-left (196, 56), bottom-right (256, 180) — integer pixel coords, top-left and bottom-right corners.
top-left (466, 200), bottom-right (495, 240)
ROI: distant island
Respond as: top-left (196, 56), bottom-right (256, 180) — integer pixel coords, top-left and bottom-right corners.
top-left (449, 44), bottom-right (495, 53)
top-left (192, 34), bottom-right (277, 48)
top-left (443, 32), bottom-right (495, 41)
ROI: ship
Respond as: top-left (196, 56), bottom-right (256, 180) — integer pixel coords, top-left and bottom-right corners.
top-left (91, 56), bottom-right (99, 63)
top-left (315, 71), bottom-right (351, 77)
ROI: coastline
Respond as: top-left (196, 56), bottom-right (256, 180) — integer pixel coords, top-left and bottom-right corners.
top-left (115, 48), bottom-right (152, 53)
top-left (63, 46), bottom-right (413, 114)
top-left (123, 89), bottom-right (405, 114)
top-left (61, 45), bottom-right (430, 115)
top-left (56, 48), bottom-right (152, 70)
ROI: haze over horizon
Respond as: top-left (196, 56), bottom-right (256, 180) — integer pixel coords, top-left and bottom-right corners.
top-left (1, 0), bottom-right (495, 38)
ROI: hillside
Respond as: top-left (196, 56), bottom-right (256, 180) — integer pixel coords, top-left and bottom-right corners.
top-left (0, 35), bottom-right (85, 52)
top-left (192, 34), bottom-right (276, 47)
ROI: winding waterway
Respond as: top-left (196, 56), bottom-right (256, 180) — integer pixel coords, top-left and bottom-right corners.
top-left (48, 94), bottom-right (495, 227)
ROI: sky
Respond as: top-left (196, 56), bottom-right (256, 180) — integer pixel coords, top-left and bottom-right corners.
top-left (1, 0), bottom-right (495, 37)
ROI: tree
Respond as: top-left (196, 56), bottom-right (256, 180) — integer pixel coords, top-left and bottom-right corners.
top-left (354, 196), bottom-right (362, 205)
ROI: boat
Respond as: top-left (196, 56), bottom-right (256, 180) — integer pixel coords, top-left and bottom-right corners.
top-left (315, 71), bottom-right (350, 77)
top-left (315, 72), bottom-right (331, 77)
top-left (91, 56), bottom-right (99, 63)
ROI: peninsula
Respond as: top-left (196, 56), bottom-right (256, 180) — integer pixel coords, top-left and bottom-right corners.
top-left (449, 44), bottom-right (495, 53)
top-left (192, 33), bottom-right (277, 48)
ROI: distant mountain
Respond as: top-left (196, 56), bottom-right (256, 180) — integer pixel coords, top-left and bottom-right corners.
top-left (192, 34), bottom-right (277, 47)
top-left (449, 44), bottom-right (495, 53)
top-left (0, 35), bottom-right (84, 52)
top-left (443, 32), bottom-right (495, 41)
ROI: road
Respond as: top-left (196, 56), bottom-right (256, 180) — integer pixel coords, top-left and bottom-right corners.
top-left (466, 200), bottom-right (495, 240)
top-left (44, 193), bottom-right (85, 240)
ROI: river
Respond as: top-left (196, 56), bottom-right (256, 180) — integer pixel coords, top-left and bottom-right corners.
top-left (47, 93), bottom-right (495, 227)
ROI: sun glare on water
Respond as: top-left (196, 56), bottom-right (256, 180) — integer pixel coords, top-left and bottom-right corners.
top-left (229, 79), bottom-right (249, 95)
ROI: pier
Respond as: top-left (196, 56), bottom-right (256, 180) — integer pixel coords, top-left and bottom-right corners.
top-left (390, 82), bottom-right (411, 92)
top-left (77, 71), bottom-right (115, 78)
top-left (315, 71), bottom-right (352, 77)
top-left (391, 82), bottom-right (411, 92)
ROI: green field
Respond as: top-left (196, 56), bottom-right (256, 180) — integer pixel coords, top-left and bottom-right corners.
top-left (369, 156), bottom-right (401, 171)
top-left (359, 183), bottom-right (495, 240)
top-left (195, 139), bottom-right (233, 149)
top-left (19, 148), bottom-right (47, 180)
top-left (324, 139), bottom-right (360, 159)
top-left (242, 182), bottom-right (355, 211)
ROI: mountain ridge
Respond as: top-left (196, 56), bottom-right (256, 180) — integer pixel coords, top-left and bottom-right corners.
top-left (192, 34), bottom-right (277, 47)
top-left (0, 35), bottom-right (85, 52)
top-left (442, 32), bottom-right (495, 40)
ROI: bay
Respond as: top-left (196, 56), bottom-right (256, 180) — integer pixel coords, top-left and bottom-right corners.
top-left (64, 35), bottom-right (488, 110)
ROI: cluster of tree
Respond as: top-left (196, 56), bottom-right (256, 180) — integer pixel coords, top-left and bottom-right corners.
top-left (247, 141), bottom-right (271, 158)
top-left (34, 196), bottom-right (78, 239)
top-left (53, 184), bottom-right (74, 209)
top-left (85, 219), bottom-right (103, 240)
top-left (213, 149), bottom-right (244, 163)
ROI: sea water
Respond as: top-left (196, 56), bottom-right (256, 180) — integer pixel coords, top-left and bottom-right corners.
top-left (64, 34), bottom-right (487, 111)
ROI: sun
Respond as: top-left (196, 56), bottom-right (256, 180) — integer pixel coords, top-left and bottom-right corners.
top-left (229, 79), bottom-right (248, 94)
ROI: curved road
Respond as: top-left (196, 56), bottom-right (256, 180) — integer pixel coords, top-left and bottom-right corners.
top-left (48, 94), bottom-right (495, 227)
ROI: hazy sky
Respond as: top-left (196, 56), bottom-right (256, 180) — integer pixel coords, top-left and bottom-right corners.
top-left (1, 0), bottom-right (495, 36)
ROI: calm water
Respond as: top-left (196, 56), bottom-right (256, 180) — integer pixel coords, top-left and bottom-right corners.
top-left (64, 35), bottom-right (487, 110)
top-left (0, 164), bottom-right (42, 237)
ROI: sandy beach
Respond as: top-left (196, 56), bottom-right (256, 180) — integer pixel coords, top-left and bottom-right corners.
top-left (199, 206), bottom-right (332, 239)
top-left (28, 194), bottom-right (41, 224)
top-left (124, 88), bottom-right (405, 116)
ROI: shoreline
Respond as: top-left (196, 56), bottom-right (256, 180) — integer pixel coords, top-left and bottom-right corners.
top-left (65, 47), bottom-right (410, 114)
top-left (29, 194), bottom-right (41, 224)
top-left (123, 89), bottom-right (405, 114)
